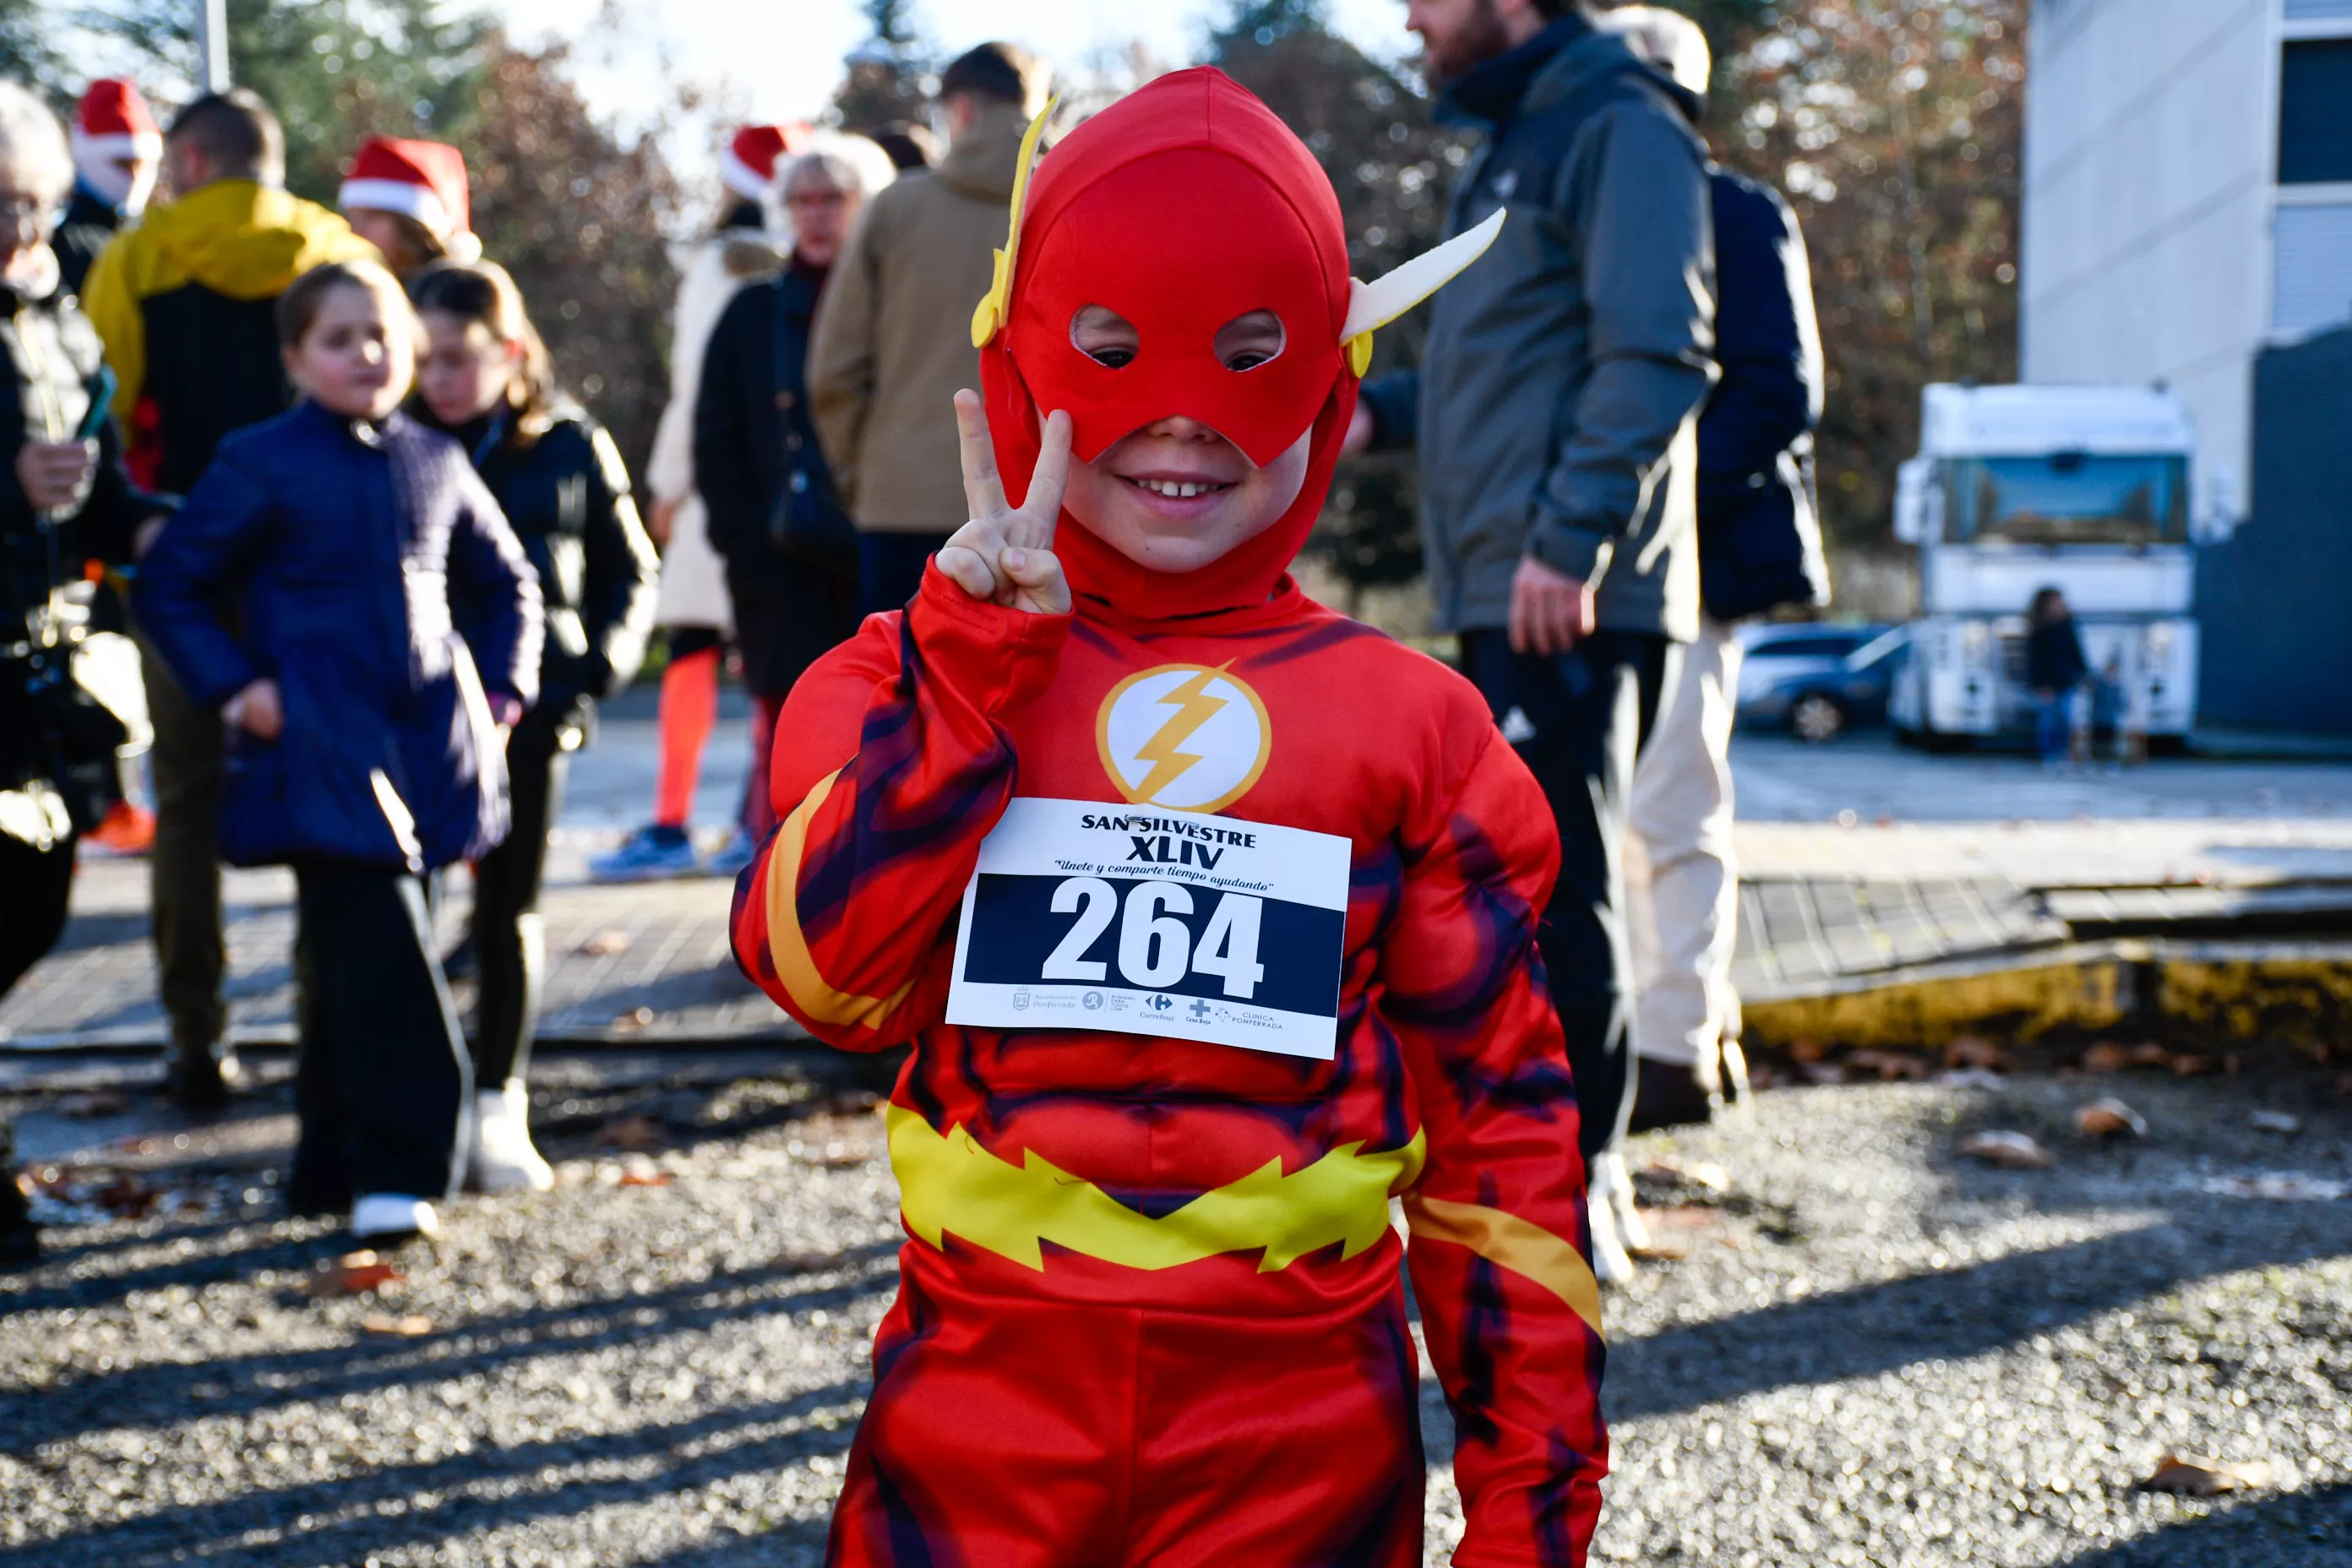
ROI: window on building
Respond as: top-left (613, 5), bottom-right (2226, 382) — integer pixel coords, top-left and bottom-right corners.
top-left (2278, 41), bottom-right (2352, 184)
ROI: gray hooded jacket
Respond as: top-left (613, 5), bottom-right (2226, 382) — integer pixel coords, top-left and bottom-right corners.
top-left (1363, 24), bottom-right (1716, 640)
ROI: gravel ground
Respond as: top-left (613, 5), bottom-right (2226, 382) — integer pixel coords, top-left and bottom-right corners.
top-left (4, 1057), bottom-right (2350, 1566)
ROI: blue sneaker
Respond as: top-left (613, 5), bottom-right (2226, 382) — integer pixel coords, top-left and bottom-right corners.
top-left (704, 825), bottom-right (760, 879)
top-left (589, 825), bottom-right (700, 883)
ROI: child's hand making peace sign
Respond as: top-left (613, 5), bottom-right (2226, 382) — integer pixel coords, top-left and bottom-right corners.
top-left (936, 390), bottom-right (1072, 617)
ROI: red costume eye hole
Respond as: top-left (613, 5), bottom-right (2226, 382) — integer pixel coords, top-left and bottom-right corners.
top-left (1070, 304), bottom-right (1139, 369)
top-left (1214, 310), bottom-right (1284, 373)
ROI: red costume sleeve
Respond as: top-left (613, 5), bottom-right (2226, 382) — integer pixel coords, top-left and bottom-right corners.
top-left (730, 571), bottom-right (1069, 1050)
top-left (1387, 721), bottom-right (1609, 1568)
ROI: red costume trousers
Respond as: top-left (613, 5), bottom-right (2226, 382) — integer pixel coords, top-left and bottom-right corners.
top-left (829, 1246), bottom-right (1426, 1568)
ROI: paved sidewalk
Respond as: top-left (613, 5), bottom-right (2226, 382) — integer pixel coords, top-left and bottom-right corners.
top-left (0, 843), bottom-right (779, 1049)
top-left (9, 716), bottom-right (2352, 1052)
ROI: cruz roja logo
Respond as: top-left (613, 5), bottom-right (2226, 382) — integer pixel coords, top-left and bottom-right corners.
top-left (1097, 663), bottom-right (1272, 813)
top-left (1188, 999), bottom-right (1212, 1021)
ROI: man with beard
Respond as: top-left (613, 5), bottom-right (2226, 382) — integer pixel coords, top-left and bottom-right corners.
top-left (1350, 0), bottom-right (1716, 1282)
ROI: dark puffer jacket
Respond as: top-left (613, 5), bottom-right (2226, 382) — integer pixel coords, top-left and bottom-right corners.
top-left (428, 401), bottom-right (659, 742)
top-left (2, 264), bottom-right (162, 806)
top-left (133, 402), bottom-right (542, 870)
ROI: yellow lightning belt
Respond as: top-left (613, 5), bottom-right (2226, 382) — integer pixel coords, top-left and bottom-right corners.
top-left (888, 1104), bottom-right (1423, 1273)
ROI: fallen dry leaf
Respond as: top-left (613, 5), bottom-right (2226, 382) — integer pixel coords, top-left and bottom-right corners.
top-left (1944, 1036), bottom-right (2013, 1072)
top-left (2169, 1052), bottom-right (2219, 1077)
top-left (1788, 1037), bottom-right (1827, 1064)
top-left (302, 1250), bottom-right (405, 1298)
top-left (591, 1114), bottom-right (667, 1151)
top-left (2080, 1042), bottom-right (2127, 1075)
top-left (610, 1005), bottom-right (656, 1029)
top-left (1847, 1049), bottom-right (1934, 1082)
top-left (2126, 1042), bottom-right (2172, 1068)
top-left (360, 1312), bottom-right (434, 1337)
top-left (58, 1090), bottom-right (130, 1119)
top-left (2249, 1110), bottom-right (2301, 1134)
top-left (1957, 1130), bottom-right (2055, 1168)
top-left (2075, 1097), bottom-right (2148, 1140)
top-left (576, 929), bottom-right (631, 956)
top-left (2142, 1454), bottom-right (2273, 1495)
top-left (1625, 1239), bottom-right (1691, 1261)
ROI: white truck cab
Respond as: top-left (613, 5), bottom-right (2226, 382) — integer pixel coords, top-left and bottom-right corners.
top-left (1889, 384), bottom-right (2224, 749)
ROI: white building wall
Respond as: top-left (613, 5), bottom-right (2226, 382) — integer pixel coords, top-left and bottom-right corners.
top-left (2020, 0), bottom-right (2278, 518)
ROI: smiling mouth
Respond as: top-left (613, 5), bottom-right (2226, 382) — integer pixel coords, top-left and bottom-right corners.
top-left (1120, 475), bottom-right (1235, 500)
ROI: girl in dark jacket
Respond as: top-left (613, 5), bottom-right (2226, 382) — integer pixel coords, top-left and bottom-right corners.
top-left (136, 259), bottom-right (542, 1244)
top-left (409, 259), bottom-right (658, 1192)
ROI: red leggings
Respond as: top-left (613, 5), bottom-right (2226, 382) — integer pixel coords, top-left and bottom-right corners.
top-left (827, 1249), bottom-right (1425, 1567)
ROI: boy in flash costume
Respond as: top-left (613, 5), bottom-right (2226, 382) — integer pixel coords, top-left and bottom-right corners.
top-left (732, 68), bottom-right (1607, 1567)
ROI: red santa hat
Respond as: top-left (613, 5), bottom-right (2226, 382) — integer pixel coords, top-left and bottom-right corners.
top-left (72, 79), bottom-right (162, 162)
top-left (721, 123), bottom-right (811, 201)
top-left (340, 136), bottom-right (482, 262)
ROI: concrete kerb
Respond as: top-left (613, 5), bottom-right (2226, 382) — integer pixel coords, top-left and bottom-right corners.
top-left (1741, 935), bottom-right (2352, 1056)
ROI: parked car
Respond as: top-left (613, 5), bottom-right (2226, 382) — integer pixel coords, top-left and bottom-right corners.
top-left (1736, 623), bottom-right (1907, 742)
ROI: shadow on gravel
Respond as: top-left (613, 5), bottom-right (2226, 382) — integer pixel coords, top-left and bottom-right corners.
top-left (0, 1379), bottom-right (865, 1568)
top-left (0, 1242), bottom-right (900, 1456)
top-left (626, 1520), bottom-right (836, 1568)
top-left (1, 1227), bottom-right (343, 1318)
top-left (2045, 1478), bottom-right (2352, 1566)
top-left (1606, 1206), bottom-right (2352, 1424)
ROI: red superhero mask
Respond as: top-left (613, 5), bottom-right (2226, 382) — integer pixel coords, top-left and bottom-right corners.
top-left (973, 68), bottom-right (1501, 622)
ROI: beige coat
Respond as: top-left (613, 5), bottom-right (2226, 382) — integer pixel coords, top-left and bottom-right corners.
top-left (808, 103), bottom-right (1029, 536)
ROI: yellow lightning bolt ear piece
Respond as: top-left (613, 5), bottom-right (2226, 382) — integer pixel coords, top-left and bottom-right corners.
top-left (971, 95), bottom-right (1060, 350)
top-left (1338, 207), bottom-right (1509, 378)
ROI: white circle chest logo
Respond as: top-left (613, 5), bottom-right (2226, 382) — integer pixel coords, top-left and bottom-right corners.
top-left (1095, 664), bottom-right (1273, 814)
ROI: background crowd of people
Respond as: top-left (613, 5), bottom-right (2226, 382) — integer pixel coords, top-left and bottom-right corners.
top-left (4, 1), bottom-right (1829, 1277)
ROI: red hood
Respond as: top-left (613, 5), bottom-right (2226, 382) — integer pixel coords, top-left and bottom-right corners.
top-left (977, 68), bottom-right (1358, 623)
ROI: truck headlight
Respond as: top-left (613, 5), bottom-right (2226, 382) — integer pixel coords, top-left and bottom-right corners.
top-left (1961, 621), bottom-right (1991, 662)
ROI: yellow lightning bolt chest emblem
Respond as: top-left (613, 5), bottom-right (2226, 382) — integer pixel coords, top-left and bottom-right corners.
top-left (1095, 663), bottom-right (1273, 814)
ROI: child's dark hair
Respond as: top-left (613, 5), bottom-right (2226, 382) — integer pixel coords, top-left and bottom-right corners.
top-left (276, 258), bottom-right (413, 349)
top-left (408, 259), bottom-right (560, 438)
top-left (2030, 585), bottom-right (2070, 624)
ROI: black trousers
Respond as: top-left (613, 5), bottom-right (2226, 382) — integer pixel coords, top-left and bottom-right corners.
top-left (288, 860), bottom-right (472, 1210)
top-left (1459, 627), bottom-right (1678, 1162)
top-left (2, 819), bottom-right (77, 1241)
top-left (1, 818), bottom-right (75, 996)
top-left (471, 716), bottom-right (568, 1088)
top-left (856, 531), bottom-right (954, 619)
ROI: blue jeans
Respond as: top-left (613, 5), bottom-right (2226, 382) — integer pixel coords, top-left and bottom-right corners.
top-left (2034, 690), bottom-right (2074, 762)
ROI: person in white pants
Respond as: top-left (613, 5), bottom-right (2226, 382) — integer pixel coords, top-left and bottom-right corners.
top-left (1626, 615), bottom-right (1745, 1121)
top-left (1603, 8), bottom-right (1828, 1170)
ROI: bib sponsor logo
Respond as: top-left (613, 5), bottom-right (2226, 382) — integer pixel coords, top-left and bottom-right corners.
top-left (1096, 664), bottom-right (1271, 814)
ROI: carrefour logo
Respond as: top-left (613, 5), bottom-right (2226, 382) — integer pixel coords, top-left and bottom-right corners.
top-left (1095, 663), bottom-right (1272, 814)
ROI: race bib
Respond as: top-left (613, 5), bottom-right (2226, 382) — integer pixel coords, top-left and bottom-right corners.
top-left (945, 797), bottom-right (1350, 1059)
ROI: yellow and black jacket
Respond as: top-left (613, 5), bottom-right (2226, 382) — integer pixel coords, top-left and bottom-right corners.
top-left (80, 180), bottom-right (375, 493)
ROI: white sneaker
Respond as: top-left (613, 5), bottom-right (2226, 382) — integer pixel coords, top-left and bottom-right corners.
top-left (1585, 1177), bottom-right (1636, 1285)
top-left (470, 1080), bottom-right (555, 1193)
top-left (1589, 1149), bottom-right (1651, 1253)
top-left (351, 1194), bottom-right (440, 1240)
